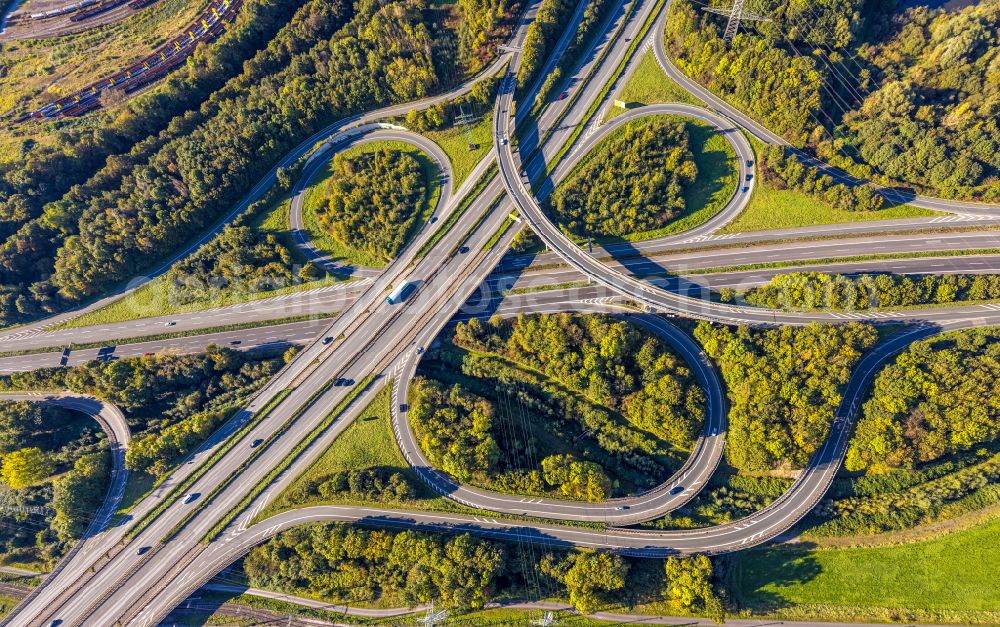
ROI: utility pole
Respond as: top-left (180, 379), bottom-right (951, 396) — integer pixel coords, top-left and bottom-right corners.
top-left (701, 0), bottom-right (770, 44)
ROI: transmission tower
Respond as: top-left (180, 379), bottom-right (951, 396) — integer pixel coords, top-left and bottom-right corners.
top-left (701, 0), bottom-right (770, 44)
top-left (417, 602), bottom-right (450, 626)
top-left (455, 105), bottom-right (478, 151)
top-left (530, 611), bottom-right (561, 626)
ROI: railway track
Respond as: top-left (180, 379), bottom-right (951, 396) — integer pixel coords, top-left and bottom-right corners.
top-left (24, 0), bottom-right (241, 120)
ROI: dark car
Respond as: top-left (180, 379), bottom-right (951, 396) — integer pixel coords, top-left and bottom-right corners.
top-left (251, 438), bottom-right (264, 448)
top-left (669, 485), bottom-right (684, 495)
top-left (137, 546), bottom-right (151, 556)
top-left (458, 246), bottom-right (470, 254)
top-left (323, 336), bottom-right (334, 345)
top-left (229, 340), bottom-right (242, 345)
top-left (558, 91), bottom-right (568, 100)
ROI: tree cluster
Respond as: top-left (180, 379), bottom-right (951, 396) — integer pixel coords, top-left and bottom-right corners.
top-left (694, 321), bottom-right (877, 472)
top-left (540, 453), bottom-right (612, 501)
top-left (244, 524), bottom-right (505, 609)
top-left (0, 0), bottom-right (319, 326)
top-left (408, 378), bottom-right (499, 482)
top-left (549, 119), bottom-right (698, 238)
top-left (744, 271), bottom-right (1000, 311)
top-left (1, 347), bottom-right (285, 478)
top-left (309, 467), bottom-right (417, 502)
top-left (760, 146), bottom-right (883, 212)
top-left (0, 0), bottom-right (511, 327)
top-left (456, 313), bottom-right (705, 446)
top-left (318, 148), bottom-right (427, 262)
top-left (517, 0), bottom-right (575, 86)
top-left (168, 225), bottom-right (316, 306)
top-left (847, 328), bottom-right (1000, 472)
top-left (539, 551), bottom-right (629, 614)
top-left (662, 555), bottom-right (725, 620)
top-left (666, 0), bottom-right (1000, 199)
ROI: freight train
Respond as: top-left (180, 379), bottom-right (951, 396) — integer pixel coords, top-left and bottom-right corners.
top-left (29, 0), bottom-right (240, 119)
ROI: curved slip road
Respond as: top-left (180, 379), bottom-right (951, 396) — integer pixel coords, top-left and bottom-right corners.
top-left (390, 307), bottom-right (727, 525)
top-left (288, 126), bottom-right (455, 278)
top-left (0, 393), bottom-right (130, 618)
top-left (650, 0), bottom-right (1000, 217)
top-left (172, 315), bottom-right (1000, 574)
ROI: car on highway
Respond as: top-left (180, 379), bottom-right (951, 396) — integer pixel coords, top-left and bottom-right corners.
top-left (229, 340), bottom-right (241, 345)
top-left (669, 485), bottom-right (684, 495)
top-left (416, 346), bottom-right (424, 354)
top-left (458, 245), bottom-right (470, 254)
top-left (746, 159), bottom-right (753, 167)
top-left (250, 438), bottom-right (264, 448)
top-left (323, 336), bottom-right (334, 344)
top-left (182, 493), bottom-right (200, 504)
top-left (137, 546), bottom-right (151, 555)
top-left (164, 321), bottom-right (176, 327)
top-left (746, 173), bottom-right (753, 181)
top-left (742, 186), bottom-right (749, 193)
top-left (558, 91), bottom-right (568, 100)
top-left (614, 505), bottom-right (630, 511)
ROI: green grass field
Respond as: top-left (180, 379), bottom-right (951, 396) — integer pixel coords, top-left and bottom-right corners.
top-left (604, 49), bottom-right (702, 121)
top-left (720, 182), bottom-right (938, 233)
top-left (261, 385), bottom-right (447, 517)
top-left (300, 140), bottom-right (441, 268)
top-left (729, 515), bottom-right (1000, 624)
top-left (423, 110), bottom-right (494, 187)
top-left (56, 268), bottom-right (348, 329)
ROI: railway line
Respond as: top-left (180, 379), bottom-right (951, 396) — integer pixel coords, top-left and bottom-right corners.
top-left (24, 0), bottom-right (239, 119)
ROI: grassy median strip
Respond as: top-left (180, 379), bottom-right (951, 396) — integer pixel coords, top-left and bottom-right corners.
top-left (164, 379), bottom-right (338, 543)
top-left (0, 314), bottom-right (336, 360)
top-left (201, 374), bottom-right (377, 543)
top-left (675, 247), bottom-right (1000, 277)
top-left (544, 0), bottom-right (666, 176)
top-left (126, 388), bottom-right (293, 541)
top-left (415, 163), bottom-right (498, 259)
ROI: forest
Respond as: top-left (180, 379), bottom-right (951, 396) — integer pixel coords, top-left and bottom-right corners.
top-left (694, 321), bottom-right (877, 472)
top-left (408, 314), bottom-right (705, 499)
top-left (759, 145), bottom-right (883, 212)
top-left (316, 148), bottom-right (428, 262)
top-left (0, 0), bottom-right (516, 328)
top-left (847, 327), bottom-right (1000, 472)
top-left (549, 119), bottom-right (698, 238)
top-left (742, 271), bottom-right (1000, 310)
top-left (665, 0), bottom-right (1000, 200)
top-left (243, 522), bottom-right (724, 615)
top-left (0, 347), bottom-right (286, 478)
top-left (0, 401), bottom-right (109, 567)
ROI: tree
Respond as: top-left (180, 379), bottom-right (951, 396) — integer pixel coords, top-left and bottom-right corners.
top-left (541, 454), bottom-right (611, 502)
top-left (663, 555), bottom-right (724, 621)
top-left (0, 447), bottom-right (53, 488)
top-left (52, 452), bottom-right (110, 541)
top-left (555, 552), bottom-right (629, 613)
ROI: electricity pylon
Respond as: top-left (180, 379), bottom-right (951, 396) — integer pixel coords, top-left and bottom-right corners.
top-left (701, 0), bottom-right (771, 44)
top-left (530, 611), bottom-right (560, 626)
top-left (417, 602), bottom-right (449, 626)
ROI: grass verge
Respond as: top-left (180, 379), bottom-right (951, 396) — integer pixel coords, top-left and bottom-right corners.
top-left (202, 374), bottom-right (376, 542)
top-left (727, 516), bottom-right (1000, 624)
top-left (604, 48), bottom-right (702, 120)
top-left (423, 111), bottom-right (495, 187)
top-left (720, 178), bottom-right (937, 233)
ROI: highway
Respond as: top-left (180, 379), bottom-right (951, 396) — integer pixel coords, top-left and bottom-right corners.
top-left (4, 0), bottom-right (1000, 621)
